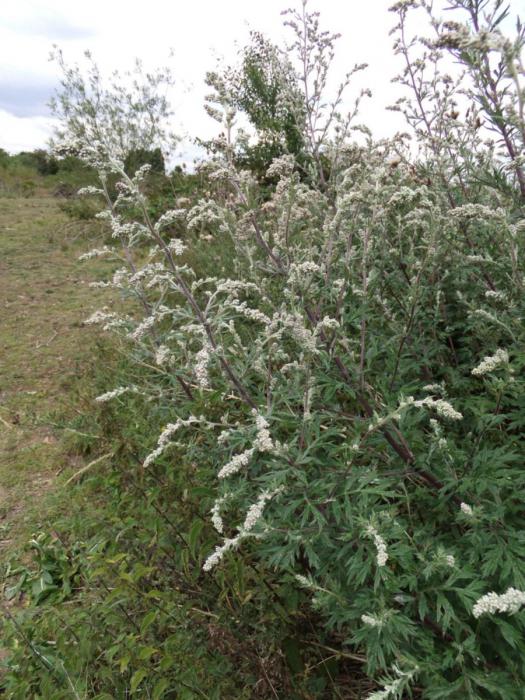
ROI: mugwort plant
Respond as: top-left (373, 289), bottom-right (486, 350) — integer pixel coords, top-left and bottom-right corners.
top-left (8, 1), bottom-right (523, 697)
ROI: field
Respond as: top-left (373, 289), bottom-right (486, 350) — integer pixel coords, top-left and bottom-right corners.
top-left (0, 195), bottom-right (122, 688)
top-left (0, 197), bottom-right (113, 547)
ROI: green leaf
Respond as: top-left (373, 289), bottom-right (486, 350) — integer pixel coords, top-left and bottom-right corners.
top-left (138, 646), bottom-right (158, 661)
top-left (130, 668), bottom-right (148, 693)
top-left (153, 678), bottom-right (170, 699)
top-left (140, 610), bottom-right (158, 633)
top-left (5, 573), bottom-right (27, 600)
top-left (498, 619), bottom-right (520, 649)
top-left (188, 519), bottom-right (204, 557)
top-left (190, 486), bottom-right (214, 498)
top-left (282, 637), bottom-right (304, 674)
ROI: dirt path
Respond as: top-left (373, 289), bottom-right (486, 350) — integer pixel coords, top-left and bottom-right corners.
top-left (0, 196), bottom-right (110, 553)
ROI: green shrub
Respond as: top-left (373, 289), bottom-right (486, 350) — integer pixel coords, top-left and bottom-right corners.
top-left (16, 150), bottom-right (59, 176)
top-left (124, 148), bottom-right (165, 176)
top-left (57, 195), bottom-right (103, 220)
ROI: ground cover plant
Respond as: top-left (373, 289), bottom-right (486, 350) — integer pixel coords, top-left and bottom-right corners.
top-left (2, 0), bottom-right (525, 697)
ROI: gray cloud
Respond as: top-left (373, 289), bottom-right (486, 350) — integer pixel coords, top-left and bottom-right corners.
top-left (3, 15), bottom-right (94, 40)
top-left (0, 78), bottom-right (57, 118)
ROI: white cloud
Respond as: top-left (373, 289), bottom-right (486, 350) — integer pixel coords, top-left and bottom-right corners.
top-left (0, 109), bottom-right (57, 153)
top-left (0, 0), bottom-right (521, 154)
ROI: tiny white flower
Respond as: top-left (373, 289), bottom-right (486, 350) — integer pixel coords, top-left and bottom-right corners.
top-left (95, 386), bottom-right (134, 403)
top-left (366, 525), bottom-right (388, 567)
top-left (473, 588), bottom-right (525, 618)
top-left (194, 343), bottom-right (211, 389)
top-left (155, 345), bottom-right (172, 367)
top-left (460, 502), bottom-right (474, 517)
top-left (361, 613), bottom-right (383, 628)
top-left (218, 448), bottom-right (255, 479)
top-left (472, 349), bottom-right (509, 377)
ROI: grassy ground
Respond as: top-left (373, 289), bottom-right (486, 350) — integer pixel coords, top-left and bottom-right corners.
top-left (0, 196), bottom-right (112, 552)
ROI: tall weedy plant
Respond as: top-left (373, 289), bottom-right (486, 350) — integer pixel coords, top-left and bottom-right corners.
top-left (52, 1), bottom-right (525, 697)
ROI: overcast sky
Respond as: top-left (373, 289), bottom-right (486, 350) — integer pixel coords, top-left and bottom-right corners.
top-left (0, 0), bottom-right (522, 159)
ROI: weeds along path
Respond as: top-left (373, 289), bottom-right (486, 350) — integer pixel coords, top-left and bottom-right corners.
top-left (0, 196), bottom-right (112, 553)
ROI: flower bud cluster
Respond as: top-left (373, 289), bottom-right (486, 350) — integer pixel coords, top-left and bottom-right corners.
top-left (471, 349), bottom-right (509, 377)
top-left (473, 588), bottom-right (525, 618)
top-left (143, 416), bottom-right (201, 468)
top-left (203, 487), bottom-right (283, 571)
top-left (95, 386), bottom-right (137, 403)
top-left (366, 525), bottom-right (388, 567)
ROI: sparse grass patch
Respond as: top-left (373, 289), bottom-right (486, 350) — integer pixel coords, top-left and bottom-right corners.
top-left (0, 197), bottom-right (116, 548)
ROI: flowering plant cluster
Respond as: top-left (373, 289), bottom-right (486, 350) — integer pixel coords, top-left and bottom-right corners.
top-left (31, 0), bottom-right (525, 697)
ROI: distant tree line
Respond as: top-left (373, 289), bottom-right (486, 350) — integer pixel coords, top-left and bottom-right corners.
top-left (0, 147), bottom-right (166, 178)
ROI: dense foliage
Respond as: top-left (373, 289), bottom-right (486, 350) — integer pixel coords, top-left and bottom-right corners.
top-left (2, 0), bottom-right (525, 698)
top-left (201, 31), bottom-right (308, 181)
